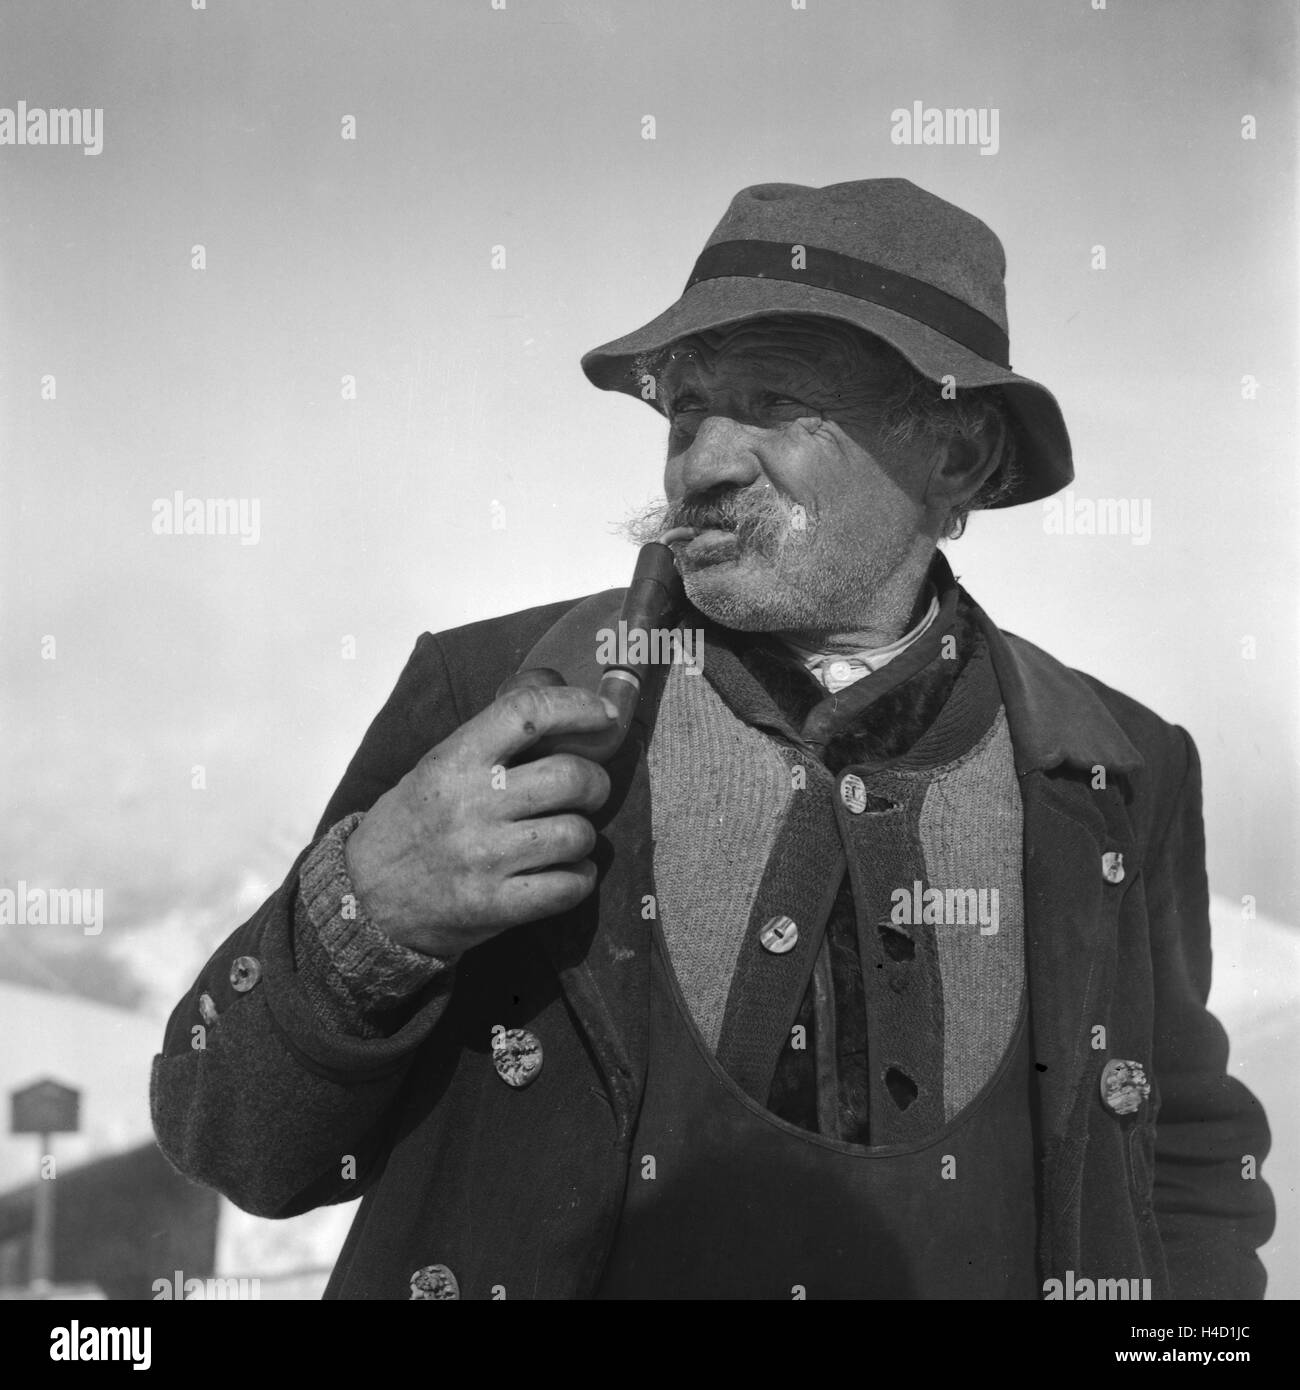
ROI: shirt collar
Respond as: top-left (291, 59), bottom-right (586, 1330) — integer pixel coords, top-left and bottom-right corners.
top-left (777, 589), bottom-right (941, 693)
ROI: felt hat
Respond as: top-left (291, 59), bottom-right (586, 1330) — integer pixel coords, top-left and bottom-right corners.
top-left (581, 178), bottom-right (1072, 507)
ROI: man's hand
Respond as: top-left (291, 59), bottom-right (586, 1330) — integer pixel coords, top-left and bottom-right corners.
top-left (343, 675), bottom-right (615, 958)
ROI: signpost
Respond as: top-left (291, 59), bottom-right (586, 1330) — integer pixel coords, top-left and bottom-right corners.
top-left (10, 1078), bottom-right (80, 1288)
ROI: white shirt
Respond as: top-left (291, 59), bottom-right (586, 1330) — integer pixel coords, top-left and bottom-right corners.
top-left (777, 591), bottom-right (941, 694)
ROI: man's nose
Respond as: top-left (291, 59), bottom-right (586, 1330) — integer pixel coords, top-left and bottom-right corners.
top-left (677, 414), bottom-right (764, 497)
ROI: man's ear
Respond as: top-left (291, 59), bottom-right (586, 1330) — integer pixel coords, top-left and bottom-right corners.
top-left (924, 415), bottom-right (1007, 515)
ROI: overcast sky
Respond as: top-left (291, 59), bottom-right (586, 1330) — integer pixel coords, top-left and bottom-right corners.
top-left (1, 0), bottom-right (1295, 1006)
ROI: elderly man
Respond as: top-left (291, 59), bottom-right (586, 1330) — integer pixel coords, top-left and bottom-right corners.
top-left (151, 179), bottom-right (1273, 1300)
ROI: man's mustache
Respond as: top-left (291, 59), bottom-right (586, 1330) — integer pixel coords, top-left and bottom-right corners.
top-left (658, 488), bottom-right (801, 550)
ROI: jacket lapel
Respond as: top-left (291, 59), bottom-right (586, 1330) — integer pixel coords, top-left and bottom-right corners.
top-left (977, 605), bottom-right (1145, 1273)
top-left (1020, 771), bottom-right (1129, 1135)
top-left (516, 589), bottom-right (657, 1142)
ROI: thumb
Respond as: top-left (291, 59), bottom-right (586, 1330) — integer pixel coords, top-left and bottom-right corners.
top-left (495, 667), bottom-right (567, 700)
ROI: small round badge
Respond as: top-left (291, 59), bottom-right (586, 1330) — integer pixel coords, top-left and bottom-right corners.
top-left (1100, 1058), bottom-right (1150, 1115)
top-left (491, 1026), bottom-right (544, 1088)
top-left (229, 956), bottom-right (262, 992)
top-left (409, 1264), bottom-right (459, 1300)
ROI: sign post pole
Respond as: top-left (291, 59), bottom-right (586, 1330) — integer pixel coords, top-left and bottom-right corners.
top-left (31, 1130), bottom-right (53, 1288)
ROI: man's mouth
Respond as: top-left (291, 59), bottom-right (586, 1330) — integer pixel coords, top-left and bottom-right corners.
top-left (676, 527), bottom-right (743, 568)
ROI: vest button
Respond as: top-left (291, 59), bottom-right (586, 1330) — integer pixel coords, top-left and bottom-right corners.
top-left (1099, 1057), bottom-right (1150, 1115)
top-left (409, 1264), bottom-right (459, 1300)
top-left (229, 956), bottom-right (262, 992)
top-left (491, 1026), bottom-right (544, 1088)
top-left (840, 773), bottom-right (868, 814)
top-left (759, 915), bottom-right (799, 954)
top-left (1101, 851), bottom-right (1125, 884)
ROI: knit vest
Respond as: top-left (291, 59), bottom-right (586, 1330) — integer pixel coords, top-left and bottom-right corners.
top-left (645, 614), bottom-right (1026, 1141)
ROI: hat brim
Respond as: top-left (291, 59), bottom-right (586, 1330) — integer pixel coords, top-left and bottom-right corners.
top-left (580, 277), bottom-right (1072, 508)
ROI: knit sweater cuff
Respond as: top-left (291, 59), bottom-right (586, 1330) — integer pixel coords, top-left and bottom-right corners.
top-left (295, 811), bottom-right (455, 1036)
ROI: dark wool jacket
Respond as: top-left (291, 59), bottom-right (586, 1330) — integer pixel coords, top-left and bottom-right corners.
top-left (150, 584), bottom-right (1274, 1300)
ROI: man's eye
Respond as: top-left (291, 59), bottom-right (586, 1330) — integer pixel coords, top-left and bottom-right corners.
top-left (762, 393), bottom-right (805, 409)
top-left (670, 396), bottom-right (705, 414)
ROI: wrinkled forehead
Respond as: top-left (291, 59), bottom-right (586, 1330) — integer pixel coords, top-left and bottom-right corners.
top-left (656, 314), bottom-right (902, 394)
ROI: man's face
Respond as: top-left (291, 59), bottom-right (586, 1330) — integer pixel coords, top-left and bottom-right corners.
top-left (654, 315), bottom-right (939, 634)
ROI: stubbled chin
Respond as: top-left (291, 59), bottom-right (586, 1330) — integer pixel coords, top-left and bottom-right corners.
top-left (682, 562), bottom-right (786, 632)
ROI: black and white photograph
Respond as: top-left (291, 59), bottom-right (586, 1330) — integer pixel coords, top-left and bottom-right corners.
top-left (0, 0), bottom-right (1295, 1346)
